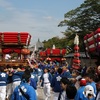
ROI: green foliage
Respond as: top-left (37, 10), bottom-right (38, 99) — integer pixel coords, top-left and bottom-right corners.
top-left (58, 0), bottom-right (100, 51)
top-left (43, 0), bottom-right (100, 52)
top-left (43, 37), bottom-right (68, 49)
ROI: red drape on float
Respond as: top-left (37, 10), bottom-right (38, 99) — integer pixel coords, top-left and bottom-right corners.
top-left (72, 34), bottom-right (81, 69)
top-left (2, 48), bottom-right (21, 54)
top-left (13, 49), bottom-right (21, 54)
top-left (46, 48), bottom-right (51, 56)
top-left (39, 51), bottom-right (46, 56)
top-left (2, 48), bottom-right (12, 54)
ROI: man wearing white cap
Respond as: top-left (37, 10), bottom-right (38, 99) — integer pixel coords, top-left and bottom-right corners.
top-left (83, 85), bottom-right (96, 100)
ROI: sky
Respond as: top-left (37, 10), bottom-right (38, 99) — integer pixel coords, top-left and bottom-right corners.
top-left (0, 0), bottom-right (84, 45)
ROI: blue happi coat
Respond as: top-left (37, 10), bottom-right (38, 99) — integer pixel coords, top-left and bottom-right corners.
top-left (11, 81), bottom-right (37, 100)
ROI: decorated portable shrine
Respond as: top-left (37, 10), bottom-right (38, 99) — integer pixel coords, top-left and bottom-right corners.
top-left (84, 28), bottom-right (100, 65)
top-left (0, 32), bottom-right (31, 66)
top-left (39, 48), bottom-right (67, 62)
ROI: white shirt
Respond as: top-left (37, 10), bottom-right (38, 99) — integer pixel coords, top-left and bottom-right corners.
top-left (43, 73), bottom-right (49, 83)
top-left (5, 54), bottom-right (11, 60)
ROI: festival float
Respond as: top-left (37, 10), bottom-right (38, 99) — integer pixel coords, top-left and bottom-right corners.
top-left (84, 28), bottom-right (100, 65)
top-left (39, 48), bottom-right (67, 62)
top-left (0, 32), bottom-right (31, 66)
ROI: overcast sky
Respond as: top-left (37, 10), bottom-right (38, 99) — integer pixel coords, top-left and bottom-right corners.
top-left (0, 0), bottom-right (84, 45)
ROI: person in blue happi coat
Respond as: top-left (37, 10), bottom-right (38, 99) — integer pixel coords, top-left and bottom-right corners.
top-left (11, 68), bottom-right (37, 100)
top-left (30, 68), bottom-right (38, 96)
top-left (12, 66), bottom-right (24, 92)
top-left (51, 68), bottom-right (63, 100)
top-left (0, 66), bottom-right (8, 100)
top-left (74, 78), bottom-right (87, 100)
top-left (62, 64), bottom-right (72, 79)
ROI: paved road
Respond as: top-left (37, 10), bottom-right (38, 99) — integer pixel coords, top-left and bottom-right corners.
top-left (37, 87), bottom-right (53, 100)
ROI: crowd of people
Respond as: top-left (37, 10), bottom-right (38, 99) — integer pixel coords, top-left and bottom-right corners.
top-left (0, 59), bottom-right (100, 100)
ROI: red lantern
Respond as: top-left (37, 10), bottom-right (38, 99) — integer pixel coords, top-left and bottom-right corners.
top-left (95, 28), bottom-right (100, 34)
top-left (74, 52), bottom-right (80, 57)
top-left (21, 49), bottom-right (30, 55)
top-left (73, 59), bottom-right (81, 64)
top-left (74, 45), bottom-right (79, 50)
top-left (72, 65), bottom-right (80, 69)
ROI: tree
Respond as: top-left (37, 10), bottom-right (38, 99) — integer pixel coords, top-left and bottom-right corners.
top-left (58, 0), bottom-right (100, 51)
top-left (43, 36), bottom-right (68, 49)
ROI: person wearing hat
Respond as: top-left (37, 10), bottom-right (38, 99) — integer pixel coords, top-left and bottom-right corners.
top-left (86, 73), bottom-right (97, 96)
top-left (74, 78), bottom-right (87, 100)
top-left (11, 68), bottom-right (37, 100)
top-left (83, 85), bottom-right (96, 100)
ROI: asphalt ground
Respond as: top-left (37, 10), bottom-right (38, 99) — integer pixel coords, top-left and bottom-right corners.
top-left (37, 87), bottom-right (53, 100)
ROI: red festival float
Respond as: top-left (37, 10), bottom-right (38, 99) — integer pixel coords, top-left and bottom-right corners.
top-left (84, 28), bottom-right (100, 65)
top-left (39, 48), bottom-right (66, 62)
top-left (0, 32), bottom-right (31, 66)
